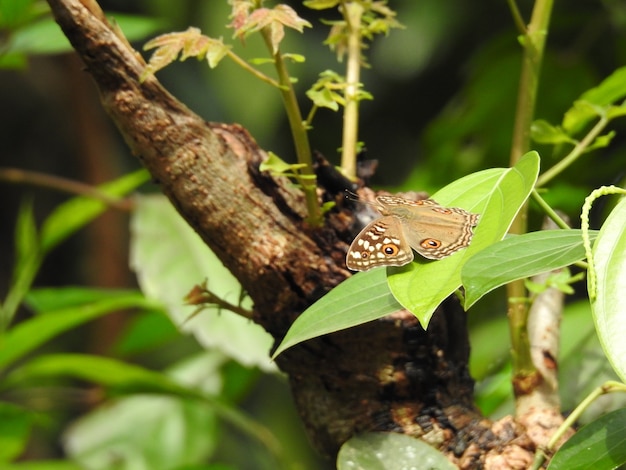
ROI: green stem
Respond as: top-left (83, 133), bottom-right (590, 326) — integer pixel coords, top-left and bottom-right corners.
top-left (506, 0), bottom-right (528, 34)
top-left (536, 114), bottom-right (610, 187)
top-left (260, 30), bottom-right (322, 226)
top-left (226, 50), bottom-right (283, 89)
top-left (530, 190), bottom-right (571, 230)
top-left (506, 0), bottom-right (554, 383)
top-left (339, 1), bottom-right (364, 180)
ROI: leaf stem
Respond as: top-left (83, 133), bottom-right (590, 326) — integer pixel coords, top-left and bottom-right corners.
top-left (0, 167), bottom-right (132, 211)
top-left (339, 1), bottom-right (364, 180)
top-left (226, 50), bottom-right (283, 89)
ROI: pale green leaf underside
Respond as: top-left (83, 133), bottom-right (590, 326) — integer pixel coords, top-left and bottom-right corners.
top-left (463, 229), bottom-right (599, 308)
top-left (590, 196), bottom-right (626, 383)
top-left (272, 268), bottom-right (400, 358)
top-left (337, 432), bottom-right (457, 470)
top-left (130, 195), bottom-right (275, 371)
top-left (388, 151), bottom-right (540, 326)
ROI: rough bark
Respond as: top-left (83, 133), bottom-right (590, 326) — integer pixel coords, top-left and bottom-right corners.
top-left (47, 0), bottom-right (540, 466)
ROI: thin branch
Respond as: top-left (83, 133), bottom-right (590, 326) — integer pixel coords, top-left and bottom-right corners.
top-left (0, 167), bottom-right (133, 211)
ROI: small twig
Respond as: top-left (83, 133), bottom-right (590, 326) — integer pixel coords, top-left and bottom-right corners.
top-left (0, 167), bottom-right (133, 211)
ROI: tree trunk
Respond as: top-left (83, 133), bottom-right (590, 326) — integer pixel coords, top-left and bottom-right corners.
top-left (46, 0), bottom-right (537, 466)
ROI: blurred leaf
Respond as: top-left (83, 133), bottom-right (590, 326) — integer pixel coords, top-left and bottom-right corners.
top-left (584, 131), bottom-right (615, 153)
top-left (0, 293), bottom-right (153, 372)
top-left (590, 196), bottom-right (626, 383)
top-left (64, 394), bottom-right (218, 470)
top-left (563, 66), bottom-right (626, 134)
top-left (40, 169), bottom-right (149, 253)
top-left (463, 230), bottom-right (599, 309)
top-left (303, 0), bottom-right (340, 9)
top-left (6, 13), bottom-right (164, 56)
top-left (25, 287), bottom-right (144, 312)
top-left (337, 432), bottom-right (456, 470)
top-left (110, 309), bottom-right (179, 357)
top-left (389, 151), bottom-right (539, 326)
top-left (2, 461), bottom-right (82, 470)
top-left (63, 353), bottom-right (224, 470)
top-left (0, 0), bottom-right (46, 29)
top-left (130, 195), bottom-right (275, 371)
top-left (272, 268), bottom-right (400, 358)
top-left (531, 119), bottom-right (577, 145)
top-left (2, 200), bottom-right (40, 327)
top-left (3, 353), bottom-right (191, 395)
top-left (559, 302), bottom-right (626, 424)
top-left (0, 402), bottom-right (31, 462)
top-left (548, 408), bottom-right (626, 470)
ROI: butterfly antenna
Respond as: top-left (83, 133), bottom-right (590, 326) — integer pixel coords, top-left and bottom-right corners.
top-left (344, 189), bottom-right (360, 202)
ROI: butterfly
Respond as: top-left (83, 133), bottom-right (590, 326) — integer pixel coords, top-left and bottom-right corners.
top-left (346, 196), bottom-right (480, 271)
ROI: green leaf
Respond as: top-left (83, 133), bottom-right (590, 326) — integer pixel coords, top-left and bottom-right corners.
top-left (3, 353), bottom-right (192, 396)
top-left (130, 195), bottom-right (275, 371)
top-left (2, 200), bottom-right (41, 327)
top-left (0, 293), bottom-right (153, 373)
top-left (563, 66), bottom-right (626, 134)
top-left (303, 0), bottom-right (341, 9)
top-left (590, 196), bottom-right (626, 383)
top-left (25, 287), bottom-right (143, 312)
top-left (306, 87), bottom-right (340, 110)
top-left (547, 408), bottom-right (626, 470)
top-left (65, 394), bottom-right (217, 470)
top-left (388, 151), bottom-right (540, 326)
top-left (5, 13), bottom-right (164, 56)
top-left (272, 268), bottom-right (400, 358)
top-left (1, 461), bottom-right (82, 470)
top-left (337, 432), bottom-right (457, 470)
top-left (531, 119), bottom-right (577, 145)
top-left (40, 169), bottom-right (149, 253)
top-left (0, 402), bottom-right (32, 462)
top-left (584, 131), bottom-right (615, 153)
top-left (463, 230), bottom-right (599, 308)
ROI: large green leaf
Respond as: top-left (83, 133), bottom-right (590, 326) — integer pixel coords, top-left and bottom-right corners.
top-left (337, 432), bottom-right (457, 470)
top-left (63, 354), bottom-right (222, 470)
top-left (130, 195), bottom-right (275, 371)
top-left (388, 151), bottom-right (539, 326)
top-left (272, 268), bottom-right (400, 358)
top-left (463, 229), bottom-right (599, 308)
top-left (590, 196), bottom-right (626, 383)
top-left (547, 408), bottom-right (626, 470)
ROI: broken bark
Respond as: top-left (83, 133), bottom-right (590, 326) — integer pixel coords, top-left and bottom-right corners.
top-left (46, 0), bottom-right (540, 465)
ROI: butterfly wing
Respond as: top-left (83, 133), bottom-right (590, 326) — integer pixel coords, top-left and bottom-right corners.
top-left (376, 197), bottom-right (480, 260)
top-left (346, 216), bottom-right (414, 271)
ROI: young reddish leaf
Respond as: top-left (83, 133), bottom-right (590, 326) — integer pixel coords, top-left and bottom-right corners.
top-left (142, 27), bottom-right (231, 79)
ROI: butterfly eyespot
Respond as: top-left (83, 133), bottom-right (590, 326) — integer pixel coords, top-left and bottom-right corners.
top-left (360, 251), bottom-right (369, 259)
top-left (382, 244), bottom-right (399, 255)
top-left (421, 238), bottom-right (442, 249)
